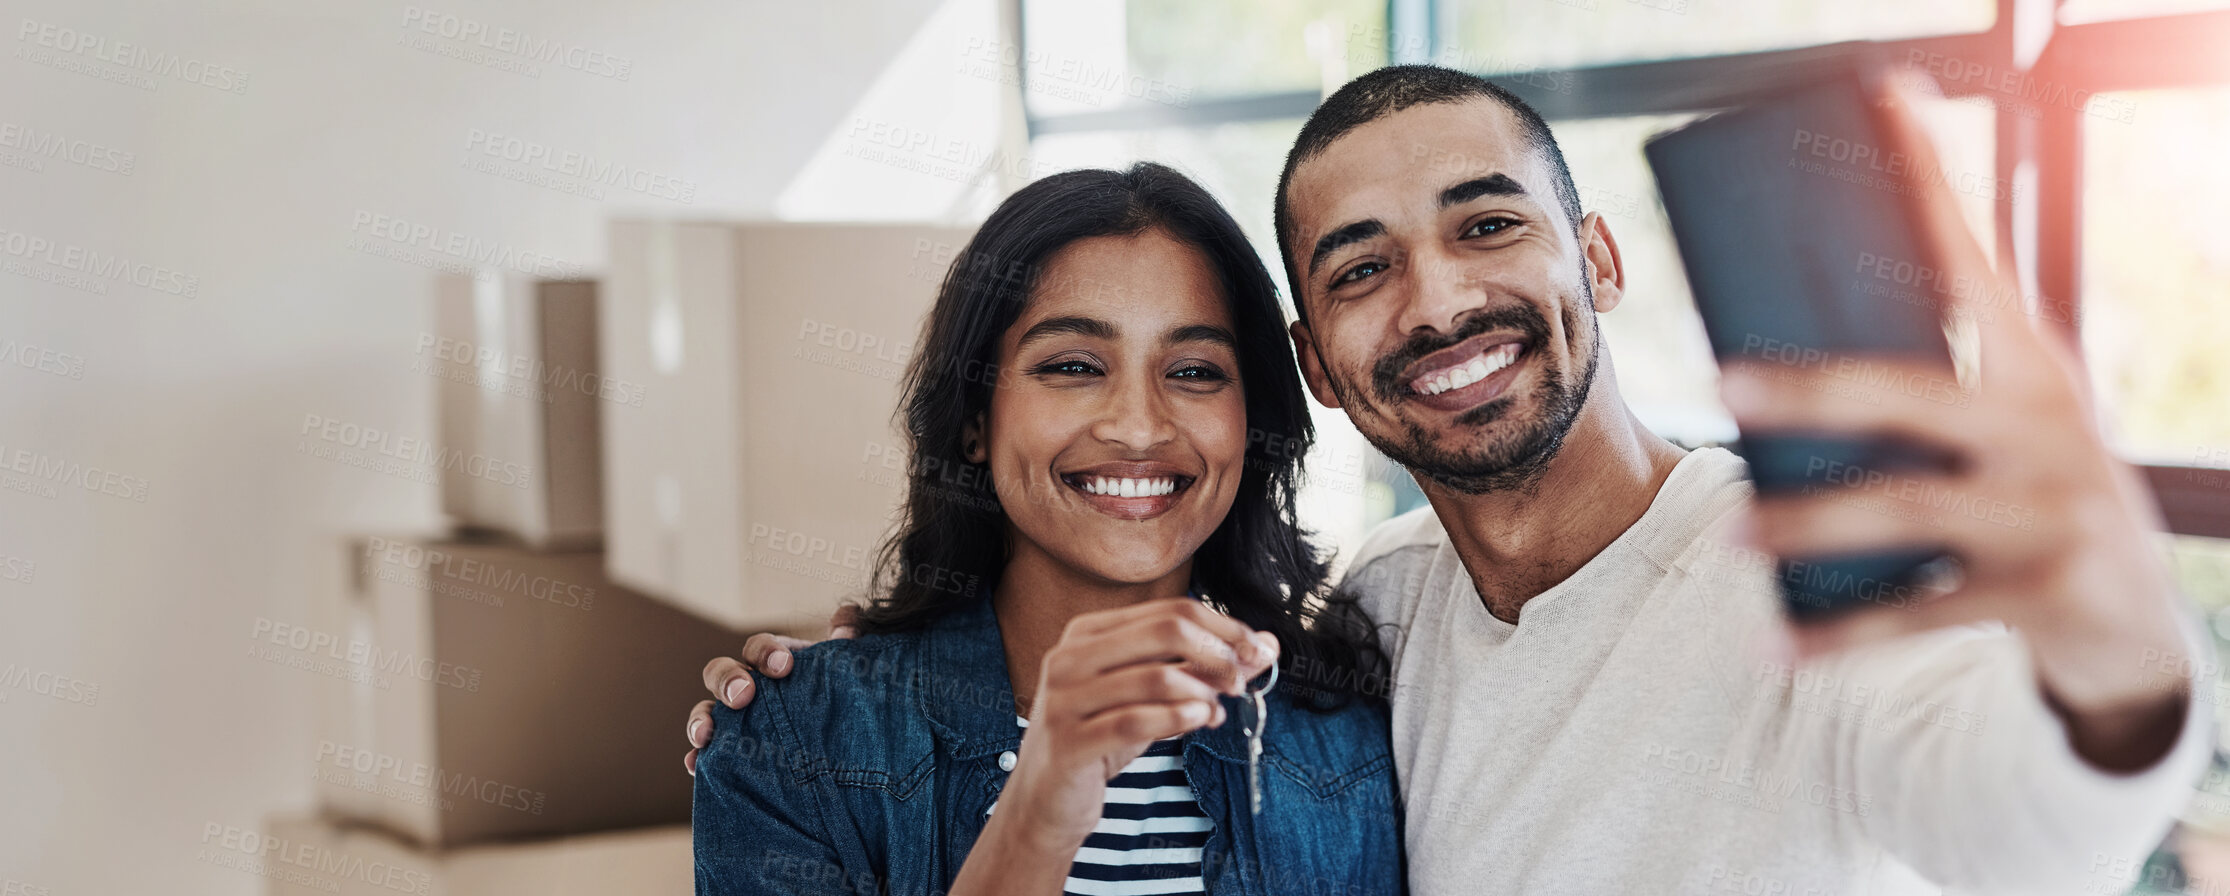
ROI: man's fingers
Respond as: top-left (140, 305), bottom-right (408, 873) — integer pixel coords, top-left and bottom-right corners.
top-left (688, 699), bottom-right (715, 748)
top-left (1719, 358), bottom-right (1973, 449)
top-left (1786, 584), bottom-right (2006, 660)
top-left (1747, 470), bottom-right (2001, 560)
top-left (701, 656), bottom-right (753, 708)
top-left (829, 604), bottom-right (863, 639)
top-left (684, 749), bottom-right (698, 777)
top-left (742, 632), bottom-right (801, 677)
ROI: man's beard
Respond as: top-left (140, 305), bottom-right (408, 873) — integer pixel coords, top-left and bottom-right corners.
top-left (1330, 282), bottom-right (1601, 495)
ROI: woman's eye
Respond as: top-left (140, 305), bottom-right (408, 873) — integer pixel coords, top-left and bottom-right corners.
top-left (1463, 217), bottom-right (1519, 238)
top-left (1035, 359), bottom-right (1101, 376)
top-left (1170, 365), bottom-right (1229, 382)
top-left (1333, 261), bottom-right (1384, 287)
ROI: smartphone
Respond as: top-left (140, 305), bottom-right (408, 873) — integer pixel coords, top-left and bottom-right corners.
top-left (1644, 66), bottom-right (1961, 621)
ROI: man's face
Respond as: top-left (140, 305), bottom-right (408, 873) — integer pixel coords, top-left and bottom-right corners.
top-left (1284, 98), bottom-right (1617, 493)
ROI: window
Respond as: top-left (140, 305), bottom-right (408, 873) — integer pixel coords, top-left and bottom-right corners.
top-left (1021, 0), bottom-right (1379, 116)
top-left (2062, 0), bottom-right (2230, 24)
top-left (2082, 87), bottom-right (2230, 470)
top-left (1443, 0), bottom-right (1993, 72)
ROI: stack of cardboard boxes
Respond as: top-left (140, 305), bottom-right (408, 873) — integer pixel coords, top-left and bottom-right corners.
top-left (269, 221), bottom-right (969, 895)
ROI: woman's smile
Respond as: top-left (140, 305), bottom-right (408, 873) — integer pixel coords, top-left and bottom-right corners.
top-left (1057, 461), bottom-right (1199, 521)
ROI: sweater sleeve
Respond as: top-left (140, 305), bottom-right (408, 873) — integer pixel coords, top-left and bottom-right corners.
top-left (693, 686), bottom-right (866, 896)
top-left (1796, 618), bottom-right (2214, 894)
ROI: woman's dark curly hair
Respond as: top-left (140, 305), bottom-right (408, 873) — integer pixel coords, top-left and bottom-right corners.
top-left (853, 162), bottom-right (1388, 709)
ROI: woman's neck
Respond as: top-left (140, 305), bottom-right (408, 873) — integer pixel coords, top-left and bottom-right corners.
top-left (991, 544), bottom-right (1194, 718)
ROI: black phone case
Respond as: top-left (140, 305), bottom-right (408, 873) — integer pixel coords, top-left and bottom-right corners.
top-left (1645, 69), bottom-right (1959, 621)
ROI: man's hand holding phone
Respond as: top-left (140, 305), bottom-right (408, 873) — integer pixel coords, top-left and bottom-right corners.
top-left (1714, 81), bottom-right (2195, 773)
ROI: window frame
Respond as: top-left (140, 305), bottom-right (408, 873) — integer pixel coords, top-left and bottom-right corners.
top-left (1015, 0), bottom-right (2230, 538)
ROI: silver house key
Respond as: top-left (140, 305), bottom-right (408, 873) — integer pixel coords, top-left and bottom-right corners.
top-left (1241, 662), bottom-right (1277, 815)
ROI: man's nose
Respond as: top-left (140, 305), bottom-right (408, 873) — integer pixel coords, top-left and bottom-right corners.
top-left (1395, 246), bottom-right (1484, 336)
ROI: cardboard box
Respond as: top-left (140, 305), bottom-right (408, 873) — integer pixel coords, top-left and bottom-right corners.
top-left (310, 536), bottom-right (741, 847)
top-left (254, 816), bottom-right (689, 896)
top-left (431, 274), bottom-right (607, 550)
top-left (600, 221), bottom-right (970, 630)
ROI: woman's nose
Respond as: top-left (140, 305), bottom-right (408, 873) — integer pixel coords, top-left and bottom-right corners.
top-left (1091, 372), bottom-right (1178, 451)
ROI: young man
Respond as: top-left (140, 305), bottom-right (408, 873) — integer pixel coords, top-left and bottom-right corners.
top-left (689, 66), bottom-right (2209, 893)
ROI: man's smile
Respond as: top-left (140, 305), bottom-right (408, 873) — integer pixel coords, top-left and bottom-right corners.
top-left (1400, 334), bottom-right (1530, 413)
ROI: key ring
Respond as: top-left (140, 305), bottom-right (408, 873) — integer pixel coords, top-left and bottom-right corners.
top-left (1245, 661), bottom-right (1278, 696)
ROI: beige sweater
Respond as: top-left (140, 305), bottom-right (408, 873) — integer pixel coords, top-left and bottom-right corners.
top-left (1340, 447), bottom-right (2212, 895)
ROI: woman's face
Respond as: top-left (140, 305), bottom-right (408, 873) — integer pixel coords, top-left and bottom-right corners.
top-left (975, 227), bottom-right (1248, 587)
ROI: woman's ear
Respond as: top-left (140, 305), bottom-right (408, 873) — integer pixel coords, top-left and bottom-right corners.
top-left (961, 412), bottom-right (988, 463)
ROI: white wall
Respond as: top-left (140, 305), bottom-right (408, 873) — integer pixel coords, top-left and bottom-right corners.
top-left (0, 1), bottom-right (1007, 892)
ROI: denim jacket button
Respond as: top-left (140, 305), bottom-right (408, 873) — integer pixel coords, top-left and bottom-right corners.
top-left (998, 751), bottom-right (1017, 771)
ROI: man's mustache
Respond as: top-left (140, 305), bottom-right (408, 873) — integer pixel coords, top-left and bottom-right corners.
top-left (1370, 305), bottom-right (1552, 403)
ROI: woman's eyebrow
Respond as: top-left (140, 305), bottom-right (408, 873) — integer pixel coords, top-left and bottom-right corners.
top-left (1167, 323), bottom-right (1237, 351)
top-left (1015, 315), bottom-right (1117, 349)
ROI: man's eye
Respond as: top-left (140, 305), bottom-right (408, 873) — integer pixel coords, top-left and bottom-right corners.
top-left (1334, 261), bottom-right (1385, 287)
top-left (1464, 217), bottom-right (1519, 238)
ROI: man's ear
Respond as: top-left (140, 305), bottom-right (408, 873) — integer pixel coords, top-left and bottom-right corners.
top-left (1290, 319), bottom-right (1342, 409)
top-left (1579, 211), bottom-right (1626, 314)
top-left (961, 412), bottom-right (988, 463)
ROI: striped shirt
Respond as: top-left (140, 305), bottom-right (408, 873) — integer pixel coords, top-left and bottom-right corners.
top-left (987, 717), bottom-right (1212, 896)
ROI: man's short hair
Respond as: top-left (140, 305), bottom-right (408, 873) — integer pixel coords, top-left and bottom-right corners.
top-left (1273, 65), bottom-right (1584, 322)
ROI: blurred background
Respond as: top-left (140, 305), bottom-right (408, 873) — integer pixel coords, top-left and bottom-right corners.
top-left (1, 0), bottom-right (2227, 894)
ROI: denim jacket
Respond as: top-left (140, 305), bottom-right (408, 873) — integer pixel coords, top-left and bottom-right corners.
top-left (693, 596), bottom-right (1405, 895)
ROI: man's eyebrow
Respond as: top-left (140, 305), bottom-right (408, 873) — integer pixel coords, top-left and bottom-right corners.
top-left (1016, 315), bottom-right (1117, 348)
top-left (1167, 323), bottom-right (1237, 350)
top-left (1438, 173), bottom-right (1527, 209)
top-left (1307, 219), bottom-right (1387, 279)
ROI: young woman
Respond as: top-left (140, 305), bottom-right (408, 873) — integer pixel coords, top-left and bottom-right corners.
top-left (691, 164), bottom-right (1401, 896)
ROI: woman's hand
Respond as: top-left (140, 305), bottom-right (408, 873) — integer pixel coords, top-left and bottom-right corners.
top-left (994, 597), bottom-right (1278, 853)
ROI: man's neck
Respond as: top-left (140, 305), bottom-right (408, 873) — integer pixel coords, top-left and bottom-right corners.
top-left (1421, 392), bottom-right (1686, 625)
